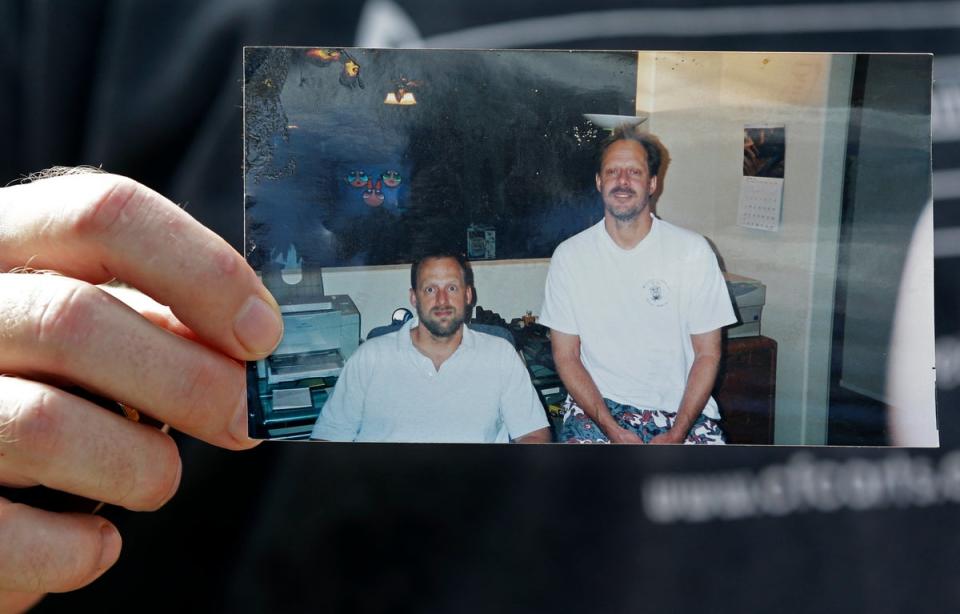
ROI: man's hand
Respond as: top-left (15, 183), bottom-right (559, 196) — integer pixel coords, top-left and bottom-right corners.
top-left (659, 329), bottom-right (723, 447)
top-left (514, 426), bottom-right (552, 443)
top-left (648, 429), bottom-right (686, 445)
top-left (607, 426), bottom-right (645, 444)
top-left (551, 330), bottom-right (643, 443)
top-left (0, 173), bottom-right (282, 608)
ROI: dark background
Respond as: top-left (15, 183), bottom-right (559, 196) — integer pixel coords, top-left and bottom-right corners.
top-left (3, 1), bottom-right (959, 612)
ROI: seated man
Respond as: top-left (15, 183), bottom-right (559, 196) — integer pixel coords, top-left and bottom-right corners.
top-left (310, 253), bottom-right (551, 443)
top-left (541, 127), bottom-right (736, 444)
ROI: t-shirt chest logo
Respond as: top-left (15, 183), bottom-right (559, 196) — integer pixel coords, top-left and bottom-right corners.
top-left (642, 279), bottom-right (669, 307)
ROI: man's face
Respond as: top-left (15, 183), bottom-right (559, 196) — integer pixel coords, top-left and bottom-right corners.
top-left (595, 140), bottom-right (658, 222)
top-left (410, 257), bottom-right (472, 338)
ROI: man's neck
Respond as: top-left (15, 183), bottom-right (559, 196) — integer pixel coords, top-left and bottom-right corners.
top-left (603, 210), bottom-right (654, 250)
top-left (410, 324), bottom-right (464, 371)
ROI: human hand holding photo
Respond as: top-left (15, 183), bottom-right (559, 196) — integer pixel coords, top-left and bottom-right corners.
top-left (0, 171), bottom-right (282, 611)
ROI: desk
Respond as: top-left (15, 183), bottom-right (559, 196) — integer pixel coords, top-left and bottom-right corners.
top-left (247, 367), bottom-right (336, 439)
top-left (715, 336), bottom-right (778, 445)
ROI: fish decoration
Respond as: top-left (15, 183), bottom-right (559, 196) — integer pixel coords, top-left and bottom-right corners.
top-left (339, 57), bottom-right (364, 89)
top-left (381, 170), bottom-right (402, 188)
top-left (305, 48), bottom-right (341, 64)
top-left (345, 170), bottom-right (369, 188)
top-left (303, 48), bottom-right (364, 89)
top-left (362, 179), bottom-right (384, 207)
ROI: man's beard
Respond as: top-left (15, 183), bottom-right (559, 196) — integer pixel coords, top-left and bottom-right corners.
top-left (605, 188), bottom-right (648, 222)
top-left (417, 305), bottom-right (465, 338)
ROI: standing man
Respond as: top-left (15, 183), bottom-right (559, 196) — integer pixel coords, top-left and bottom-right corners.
top-left (540, 127), bottom-right (736, 444)
top-left (311, 253), bottom-right (551, 443)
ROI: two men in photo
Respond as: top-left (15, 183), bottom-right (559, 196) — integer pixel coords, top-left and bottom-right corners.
top-left (311, 126), bottom-right (735, 445)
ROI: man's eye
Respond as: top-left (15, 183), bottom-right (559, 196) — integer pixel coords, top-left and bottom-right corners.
top-left (425, 287), bottom-right (435, 294)
top-left (629, 168), bottom-right (641, 176)
top-left (605, 169), bottom-right (617, 176)
top-left (448, 285), bottom-right (458, 292)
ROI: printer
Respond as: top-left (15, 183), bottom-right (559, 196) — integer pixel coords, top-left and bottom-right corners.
top-left (249, 295), bottom-right (360, 438)
top-left (724, 273), bottom-right (766, 338)
top-left (256, 295), bottom-right (360, 386)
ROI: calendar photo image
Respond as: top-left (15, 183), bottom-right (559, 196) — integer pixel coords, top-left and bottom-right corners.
top-left (244, 49), bottom-right (935, 447)
top-left (738, 124), bottom-right (786, 231)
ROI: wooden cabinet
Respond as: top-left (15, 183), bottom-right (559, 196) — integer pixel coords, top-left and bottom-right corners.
top-left (715, 336), bottom-right (777, 445)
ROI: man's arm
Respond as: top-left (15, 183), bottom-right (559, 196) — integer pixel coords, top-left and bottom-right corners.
top-left (309, 351), bottom-right (366, 442)
top-left (649, 329), bottom-right (722, 444)
top-left (514, 426), bottom-right (552, 443)
top-left (550, 330), bottom-right (643, 444)
top-left (497, 339), bottom-right (552, 443)
top-left (0, 173), bottom-right (283, 605)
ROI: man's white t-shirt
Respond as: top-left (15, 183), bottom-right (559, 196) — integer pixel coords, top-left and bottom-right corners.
top-left (539, 215), bottom-right (736, 420)
top-left (310, 320), bottom-right (548, 442)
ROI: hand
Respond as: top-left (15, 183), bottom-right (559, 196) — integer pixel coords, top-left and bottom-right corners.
top-left (0, 172), bottom-right (282, 608)
top-left (649, 428), bottom-right (686, 445)
top-left (514, 426), bottom-right (552, 444)
top-left (606, 425), bottom-right (645, 444)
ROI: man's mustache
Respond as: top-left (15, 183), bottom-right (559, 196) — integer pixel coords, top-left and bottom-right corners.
top-left (608, 187), bottom-right (637, 196)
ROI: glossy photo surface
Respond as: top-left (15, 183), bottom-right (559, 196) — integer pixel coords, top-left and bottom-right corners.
top-left (244, 48), bottom-right (936, 447)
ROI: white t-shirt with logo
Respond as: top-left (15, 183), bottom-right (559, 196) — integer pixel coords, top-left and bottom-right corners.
top-left (539, 215), bottom-right (736, 420)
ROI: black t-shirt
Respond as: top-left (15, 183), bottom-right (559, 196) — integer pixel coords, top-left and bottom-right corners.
top-left (4, 1), bottom-right (959, 611)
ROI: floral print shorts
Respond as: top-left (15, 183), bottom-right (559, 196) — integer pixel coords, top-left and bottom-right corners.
top-left (559, 396), bottom-right (725, 444)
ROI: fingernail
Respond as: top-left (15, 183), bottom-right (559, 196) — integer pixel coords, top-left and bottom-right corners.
top-left (97, 523), bottom-right (122, 572)
top-left (234, 295), bottom-right (283, 356)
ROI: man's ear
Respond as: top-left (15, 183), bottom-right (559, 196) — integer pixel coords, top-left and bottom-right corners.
top-left (409, 288), bottom-right (417, 310)
top-left (649, 174), bottom-right (658, 195)
top-left (466, 285), bottom-right (474, 306)
top-left (595, 173), bottom-right (602, 193)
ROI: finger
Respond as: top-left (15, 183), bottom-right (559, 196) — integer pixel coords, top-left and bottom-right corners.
top-left (100, 284), bottom-right (199, 342)
top-left (0, 377), bottom-right (182, 511)
top-left (0, 498), bottom-right (122, 594)
top-left (0, 173), bottom-right (282, 359)
top-left (1, 274), bottom-right (256, 450)
top-left (0, 589), bottom-right (44, 613)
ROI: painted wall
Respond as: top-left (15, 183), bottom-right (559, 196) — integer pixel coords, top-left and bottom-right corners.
top-left (323, 259), bottom-right (550, 338)
top-left (644, 51), bottom-right (853, 444)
